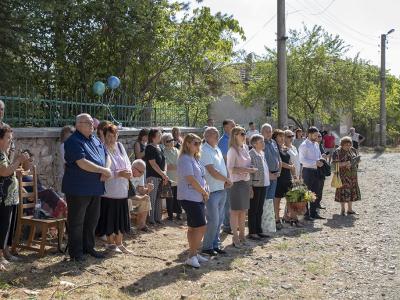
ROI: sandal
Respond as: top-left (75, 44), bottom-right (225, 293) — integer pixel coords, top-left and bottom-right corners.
top-left (347, 211), bottom-right (358, 215)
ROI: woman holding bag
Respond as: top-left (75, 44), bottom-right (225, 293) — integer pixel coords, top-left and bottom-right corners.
top-left (96, 124), bottom-right (132, 254)
top-left (331, 136), bottom-right (361, 216)
top-left (227, 127), bottom-right (257, 247)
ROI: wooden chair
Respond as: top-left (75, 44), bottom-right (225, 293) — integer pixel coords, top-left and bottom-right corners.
top-left (12, 166), bottom-right (66, 257)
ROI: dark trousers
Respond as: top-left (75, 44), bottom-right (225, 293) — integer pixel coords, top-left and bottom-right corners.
top-left (166, 186), bottom-right (182, 217)
top-left (66, 195), bottom-right (101, 258)
top-left (302, 168), bottom-right (321, 217)
top-left (0, 203), bottom-right (17, 250)
top-left (248, 186), bottom-right (267, 234)
top-left (315, 178), bottom-right (325, 206)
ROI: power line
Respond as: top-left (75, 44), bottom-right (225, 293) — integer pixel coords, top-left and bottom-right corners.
top-left (287, 1), bottom-right (378, 47)
top-left (309, 0), bottom-right (336, 15)
top-left (239, 13), bottom-right (277, 48)
top-left (305, 0), bottom-right (378, 39)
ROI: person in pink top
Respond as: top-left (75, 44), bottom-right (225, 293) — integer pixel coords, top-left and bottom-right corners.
top-left (226, 127), bottom-right (257, 248)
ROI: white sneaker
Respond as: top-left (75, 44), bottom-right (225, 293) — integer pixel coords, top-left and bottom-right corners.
top-left (105, 244), bottom-right (122, 253)
top-left (196, 254), bottom-right (208, 263)
top-left (185, 256), bottom-right (200, 268)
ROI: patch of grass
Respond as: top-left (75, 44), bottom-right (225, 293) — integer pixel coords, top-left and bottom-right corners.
top-left (305, 260), bottom-right (330, 276)
top-left (255, 276), bottom-right (270, 287)
top-left (0, 281), bottom-right (10, 290)
top-left (229, 280), bottom-right (249, 298)
top-left (231, 258), bottom-right (246, 269)
top-left (274, 241), bottom-right (290, 251)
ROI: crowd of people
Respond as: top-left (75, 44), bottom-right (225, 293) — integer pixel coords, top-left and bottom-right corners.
top-left (0, 103), bottom-right (363, 270)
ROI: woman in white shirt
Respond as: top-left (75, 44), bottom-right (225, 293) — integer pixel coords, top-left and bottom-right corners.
top-left (96, 124), bottom-right (133, 254)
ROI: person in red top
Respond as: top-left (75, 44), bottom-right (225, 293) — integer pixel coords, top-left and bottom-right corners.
top-left (323, 129), bottom-right (336, 163)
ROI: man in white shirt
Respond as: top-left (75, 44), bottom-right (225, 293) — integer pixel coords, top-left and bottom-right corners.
top-left (299, 127), bottom-right (326, 220)
top-left (246, 122), bottom-right (259, 144)
top-left (200, 127), bottom-right (232, 256)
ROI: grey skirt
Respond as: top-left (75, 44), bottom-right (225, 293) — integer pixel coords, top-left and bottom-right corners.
top-left (230, 180), bottom-right (250, 210)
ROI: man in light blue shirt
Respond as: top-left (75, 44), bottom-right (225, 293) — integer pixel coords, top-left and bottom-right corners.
top-left (217, 119), bottom-right (235, 234)
top-left (201, 127), bottom-right (231, 255)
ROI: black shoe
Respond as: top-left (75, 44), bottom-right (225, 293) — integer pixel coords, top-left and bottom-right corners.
top-left (176, 214), bottom-right (182, 220)
top-left (201, 249), bottom-right (218, 256)
top-left (304, 215), bottom-right (314, 221)
top-left (248, 234), bottom-right (261, 240)
top-left (70, 255), bottom-right (86, 262)
top-left (311, 214), bottom-right (326, 220)
top-left (317, 205), bottom-right (326, 210)
top-left (275, 221), bottom-right (283, 230)
top-left (213, 248), bottom-right (227, 255)
top-left (86, 249), bottom-right (106, 259)
top-left (347, 211), bottom-right (358, 215)
top-left (257, 233), bottom-right (270, 238)
top-left (167, 216), bottom-right (173, 221)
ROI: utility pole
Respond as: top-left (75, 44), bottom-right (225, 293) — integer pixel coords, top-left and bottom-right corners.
top-left (277, 0), bottom-right (288, 129)
top-left (379, 29), bottom-right (395, 147)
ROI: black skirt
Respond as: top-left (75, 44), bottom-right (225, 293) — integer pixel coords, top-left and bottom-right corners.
top-left (96, 197), bottom-right (131, 236)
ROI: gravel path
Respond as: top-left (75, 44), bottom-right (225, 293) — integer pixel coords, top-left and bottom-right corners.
top-left (1, 152), bottom-right (399, 299)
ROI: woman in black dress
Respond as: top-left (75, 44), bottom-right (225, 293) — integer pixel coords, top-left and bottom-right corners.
top-left (273, 130), bottom-right (296, 230)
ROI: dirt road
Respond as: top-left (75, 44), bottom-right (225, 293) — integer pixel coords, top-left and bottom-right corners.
top-left (1, 152), bottom-right (399, 299)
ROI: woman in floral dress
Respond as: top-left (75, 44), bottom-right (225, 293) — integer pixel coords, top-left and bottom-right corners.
top-left (332, 136), bottom-right (361, 215)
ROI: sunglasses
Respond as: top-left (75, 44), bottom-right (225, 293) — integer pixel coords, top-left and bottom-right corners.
top-left (191, 141), bottom-right (201, 146)
top-left (236, 132), bottom-right (246, 136)
top-left (286, 135), bottom-right (294, 138)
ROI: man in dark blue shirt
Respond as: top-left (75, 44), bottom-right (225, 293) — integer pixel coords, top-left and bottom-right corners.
top-left (62, 113), bottom-right (111, 261)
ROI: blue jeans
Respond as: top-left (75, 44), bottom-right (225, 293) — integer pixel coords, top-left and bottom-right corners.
top-left (202, 190), bottom-right (227, 250)
top-left (222, 188), bottom-right (231, 231)
top-left (266, 180), bottom-right (277, 200)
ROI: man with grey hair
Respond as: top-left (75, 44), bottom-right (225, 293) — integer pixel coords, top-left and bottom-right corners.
top-left (349, 127), bottom-right (365, 149)
top-left (261, 123), bottom-right (282, 227)
top-left (200, 127), bottom-right (231, 255)
top-left (62, 113), bottom-right (112, 261)
top-left (130, 159), bottom-right (154, 231)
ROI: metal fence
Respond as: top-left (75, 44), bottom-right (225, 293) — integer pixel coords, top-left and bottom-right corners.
top-left (0, 92), bottom-right (189, 128)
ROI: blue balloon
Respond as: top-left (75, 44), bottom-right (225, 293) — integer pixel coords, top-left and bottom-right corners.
top-left (93, 81), bottom-right (106, 96)
top-left (107, 76), bottom-right (120, 90)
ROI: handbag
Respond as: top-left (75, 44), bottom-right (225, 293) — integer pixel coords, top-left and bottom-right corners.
top-left (331, 162), bottom-right (342, 188)
top-left (160, 181), bottom-right (173, 198)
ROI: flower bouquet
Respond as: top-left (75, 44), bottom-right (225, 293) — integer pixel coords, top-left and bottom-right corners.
top-left (286, 184), bottom-right (316, 215)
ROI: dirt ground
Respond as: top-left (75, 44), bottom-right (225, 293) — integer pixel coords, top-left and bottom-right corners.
top-left (1, 151), bottom-right (399, 300)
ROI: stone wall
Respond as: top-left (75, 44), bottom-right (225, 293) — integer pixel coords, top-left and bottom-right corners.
top-left (13, 127), bottom-right (202, 193)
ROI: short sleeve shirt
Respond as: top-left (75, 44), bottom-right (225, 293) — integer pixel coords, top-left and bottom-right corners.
top-left (144, 144), bottom-right (166, 178)
top-left (62, 131), bottom-right (106, 196)
top-left (164, 147), bottom-right (179, 183)
top-left (177, 154), bottom-right (207, 202)
top-left (0, 151), bottom-right (18, 206)
top-left (200, 143), bottom-right (227, 193)
top-left (131, 174), bottom-right (145, 188)
top-left (218, 133), bottom-right (230, 158)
